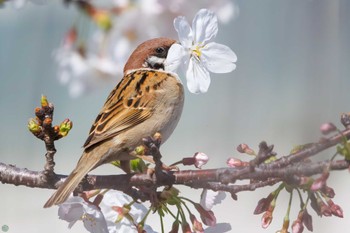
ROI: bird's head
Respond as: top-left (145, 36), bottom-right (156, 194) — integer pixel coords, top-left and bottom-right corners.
top-left (123, 37), bottom-right (176, 73)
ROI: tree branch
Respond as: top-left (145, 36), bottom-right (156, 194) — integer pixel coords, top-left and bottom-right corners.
top-left (3, 97), bottom-right (350, 205)
top-left (1, 158), bottom-right (348, 195)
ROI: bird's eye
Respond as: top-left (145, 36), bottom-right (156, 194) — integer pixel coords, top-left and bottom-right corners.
top-left (155, 47), bottom-right (166, 55)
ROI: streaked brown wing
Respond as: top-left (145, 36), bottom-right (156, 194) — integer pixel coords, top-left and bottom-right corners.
top-left (83, 69), bottom-right (169, 150)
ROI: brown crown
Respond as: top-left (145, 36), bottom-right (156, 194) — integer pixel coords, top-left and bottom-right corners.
top-left (123, 37), bottom-right (176, 73)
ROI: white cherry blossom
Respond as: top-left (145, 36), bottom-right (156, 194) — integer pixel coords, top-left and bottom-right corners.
top-left (58, 191), bottom-right (156, 233)
top-left (166, 8), bottom-right (237, 94)
top-left (58, 196), bottom-right (109, 233)
top-left (99, 190), bottom-right (156, 233)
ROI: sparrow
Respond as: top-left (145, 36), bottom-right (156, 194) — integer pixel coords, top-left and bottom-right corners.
top-left (44, 37), bottom-right (184, 208)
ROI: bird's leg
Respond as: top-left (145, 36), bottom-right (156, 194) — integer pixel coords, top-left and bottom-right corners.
top-left (142, 133), bottom-right (176, 186)
top-left (120, 160), bottom-right (131, 173)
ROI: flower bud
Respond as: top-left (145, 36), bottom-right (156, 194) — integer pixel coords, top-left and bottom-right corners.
top-left (53, 125), bottom-right (60, 134)
top-left (327, 200), bottom-right (344, 218)
top-left (237, 143), bottom-right (255, 155)
top-left (319, 201), bottom-right (332, 217)
top-left (28, 118), bottom-right (41, 135)
top-left (190, 214), bottom-right (204, 232)
top-left (152, 132), bottom-right (162, 146)
top-left (181, 222), bottom-right (192, 233)
top-left (340, 113), bottom-right (350, 128)
top-left (35, 107), bottom-right (44, 118)
top-left (135, 145), bottom-right (145, 155)
top-left (321, 185), bottom-right (335, 198)
top-left (194, 203), bottom-right (216, 226)
top-left (226, 157), bottom-right (248, 168)
top-left (291, 218), bottom-right (304, 233)
top-left (193, 152), bottom-right (209, 169)
top-left (320, 122), bottom-right (337, 135)
top-left (43, 118), bottom-right (52, 128)
top-left (254, 193), bottom-right (274, 215)
top-left (261, 211), bottom-right (272, 229)
top-left (59, 118), bottom-right (73, 137)
top-left (169, 221), bottom-right (179, 233)
top-left (41, 95), bottom-right (48, 108)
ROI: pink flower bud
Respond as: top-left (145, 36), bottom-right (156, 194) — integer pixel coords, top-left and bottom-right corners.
top-left (169, 221), bottom-right (179, 233)
top-left (194, 203), bottom-right (216, 226)
top-left (292, 219), bottom-right (304, 233)
top-left (190, 214), bottom-right (204, 233)
top-left (237, 143), bottom-right (255, 155)
top-left (328, 200), bottom-right (344, 218)
top-left (321, 185), bottom-right (335, 198)
top-left (261, 211), bottom-right (273, 229)
top-left (331, 204), bottom-right (344, 218)
top-left (226, 158), bottom-right (243, 167)
top-left (181, 222), bottom-right (192, 233)
top-left (193, 152), bottom-right (209, 169)
top-left (320, 122), bottom-right (337, 135)
top-left (254, 193), bottom-right (274, 215)
top-left (319, 201), bottom-right (332, 217)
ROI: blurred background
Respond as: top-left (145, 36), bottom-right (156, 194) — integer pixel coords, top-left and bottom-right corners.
top-left (0, 0), bottom-right (349, 232)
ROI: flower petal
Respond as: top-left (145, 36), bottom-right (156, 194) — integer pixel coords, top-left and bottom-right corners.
top-left (192, 9), bottom-right (218, 44)
top-left (174, 16), bottom-right (193, 48)
top-left (186, 56), bottom-right (211, 94)
top-left (200, 189), bottom-right (226, 211)
top-left (165, 43), bottom-right (188, 73)
top-left (201, 42), bottom-right (237, 73)
top-left (58, 196), bottom-right (109, 233)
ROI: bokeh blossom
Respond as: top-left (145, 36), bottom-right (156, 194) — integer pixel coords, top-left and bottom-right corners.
top-left (53, 1), bottom-right (238, 97)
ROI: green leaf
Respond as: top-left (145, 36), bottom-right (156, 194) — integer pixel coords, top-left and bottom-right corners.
top-left (130, 158), bottom-right (148, 173)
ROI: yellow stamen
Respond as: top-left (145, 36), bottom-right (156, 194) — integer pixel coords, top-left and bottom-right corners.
top-left (192, 45), bottom-right (202, 58)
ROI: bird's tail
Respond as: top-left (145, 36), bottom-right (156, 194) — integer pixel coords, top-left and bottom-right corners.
top-left (43, 151), bottom-right (100, 208)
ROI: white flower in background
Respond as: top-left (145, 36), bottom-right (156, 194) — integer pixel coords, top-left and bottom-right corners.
top-left (55, 47), bottom-right (119, 98)
top-left (55, 29), bottom-right (120, 98)
top-left (166, 8), bottom-right (237, 94)
top-left (58, 196), bottom-right (109, 233)
top-left (99, 190), bottom-right (156, 233)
